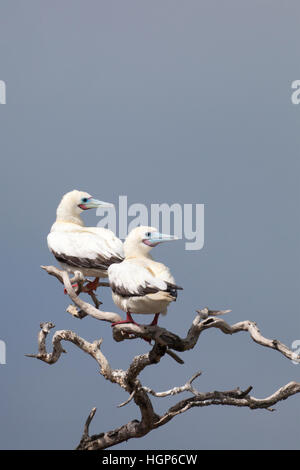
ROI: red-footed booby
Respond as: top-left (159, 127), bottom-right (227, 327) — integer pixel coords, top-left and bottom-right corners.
top-left (108, 226), bottom-right (182, 326)
top-left (47, 190), bottom-right (124, 293)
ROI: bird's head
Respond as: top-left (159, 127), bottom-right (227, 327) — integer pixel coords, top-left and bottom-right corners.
top-left (56, 190), bottom-right (113, 220)
top-left (124, 226), bottom-right (178, 257)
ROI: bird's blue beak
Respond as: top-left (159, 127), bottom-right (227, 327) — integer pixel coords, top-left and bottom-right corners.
top-left (79, 198), bottom-right (114, 210)
top-left (144, 231), bottom-right (179, 247)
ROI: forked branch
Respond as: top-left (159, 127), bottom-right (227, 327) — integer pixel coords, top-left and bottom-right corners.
top-left (27, 266), bottom-right (300, 450)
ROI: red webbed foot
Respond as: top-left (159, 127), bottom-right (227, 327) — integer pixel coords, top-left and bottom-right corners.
top-left (111, 312), bottom-right (139, 327)
top-left (83, 277), bottom-right (100, 293)
top-left (111, 312), bottom-right (152, 344)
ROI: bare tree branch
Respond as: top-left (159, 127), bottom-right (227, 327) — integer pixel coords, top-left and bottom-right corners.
top-left (111, 313), bottom-right (300, 364)
top-left (41, 266), bottom-right (300, 365)
top-left (141, 372), bottom-right (203, 398)
top-left (62, 270), bottom-right (122, 324)
top-left (41, 265), bottom-right (110, 288)
top-left (75, 379), bottom-right (300, 449)
top-left (154, 381), bottom-right (300, 428)
top-left (27, 265), bottom-right (300, 450)
top-left (27, 319), bottom-right (300, 450)
top-left (83, 407), bottom-right (97, 438)
top-left (118, 390), bottom-right (137, 408)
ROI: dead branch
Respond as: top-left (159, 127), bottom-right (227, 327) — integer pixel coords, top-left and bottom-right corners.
top-left (111, 313), bottom-right (300, 364)
top-left (41, 265), bottom-right (110, 288)
top-left (62, 269), bottom-right (122, 324)
top-left (141, 372), bottom-right (203, 398)
top-left (41, 266), bottom-right (300, 365)
top-left (27, 265), bottom-right (300, 450)
top-left (27, 319), bottom-right (300, 450)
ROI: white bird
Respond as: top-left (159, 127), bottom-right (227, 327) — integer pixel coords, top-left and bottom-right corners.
top-left (47, 190), bottom-right (124, 292)
top-left (108, 226), bottom-right (182, 326)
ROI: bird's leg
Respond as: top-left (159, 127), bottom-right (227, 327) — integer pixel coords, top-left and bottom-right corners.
top-left (111, 312), bottom-right (139, 327)
top-left (83, 277), bottom-right (100, 293)
top-left (88, 290), bottom-right (102, 309)
top-left (149, 313), bottom-right (160, 326)
top-left (111, 313), bottom-right (152, 345)
top-left (64, 283), bottom-right (78, 295)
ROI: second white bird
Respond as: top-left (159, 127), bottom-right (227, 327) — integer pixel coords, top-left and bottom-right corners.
top-left (108, 226), bottom-right (182, 325)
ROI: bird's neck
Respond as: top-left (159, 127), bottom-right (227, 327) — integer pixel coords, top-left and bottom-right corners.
top-left (125, 248), bottom-right (153, 260)
top-left (56, 207), bottom-right (84, 226)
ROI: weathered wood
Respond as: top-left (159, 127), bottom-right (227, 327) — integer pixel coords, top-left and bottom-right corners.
top-left (26, 265), bottom-right (300, 450)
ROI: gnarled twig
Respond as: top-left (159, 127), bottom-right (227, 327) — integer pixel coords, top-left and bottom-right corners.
top-left (27, 265), bottom-right (300, 450)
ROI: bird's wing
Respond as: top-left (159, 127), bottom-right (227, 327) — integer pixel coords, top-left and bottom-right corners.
top-left (108, 260), bottom-right (179, 297)
top-left (85, 227), bottom-right (124, 259)
top-left (150, 262), bottom-right (179, 286)
top-left (47, 230), bottom-right (124, 270)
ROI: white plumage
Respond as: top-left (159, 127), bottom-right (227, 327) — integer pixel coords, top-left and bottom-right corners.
top-left (47, 190), bottom-right (124, 287)
top-left (108, 226), bottom-right (182, 324)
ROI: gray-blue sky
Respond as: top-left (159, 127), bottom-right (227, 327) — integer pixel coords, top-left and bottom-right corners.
top-left (0, 0), bottom-right (299, 449)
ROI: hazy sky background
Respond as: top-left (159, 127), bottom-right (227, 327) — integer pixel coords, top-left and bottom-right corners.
top-left (0, 0), bottom-right (299, 450)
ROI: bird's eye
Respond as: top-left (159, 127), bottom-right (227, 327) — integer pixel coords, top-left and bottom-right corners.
top-left (82, 198), bottom-right (88, 203)
top-left (145, 232), bottom-right (151, 237)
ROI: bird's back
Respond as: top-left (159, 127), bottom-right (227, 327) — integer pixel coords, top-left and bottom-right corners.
top-left (48, 222), bottom-right (124, 275)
